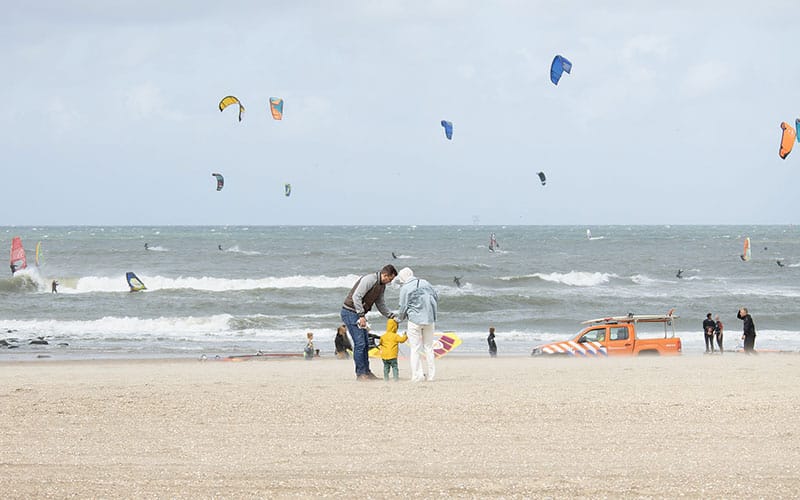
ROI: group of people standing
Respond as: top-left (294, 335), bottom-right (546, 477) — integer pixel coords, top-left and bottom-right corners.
top-left (340, 264), bottom-right (439, 382)
top-left (702, 308), bottom-right (757, 354)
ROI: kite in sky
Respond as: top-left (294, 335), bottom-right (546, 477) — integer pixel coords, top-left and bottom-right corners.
top-left (780, 122), bottom-right (795, 159)
top-left (550, 55), bottom-right (572, 85)
top-left (441, 120), bottom-right (453, 140)
top-left (269, 97), bottom-right (284, 120)
top-left (212, 172), bottom-right (224, 191)
top-left (219, 96), bottom-right (245, 122)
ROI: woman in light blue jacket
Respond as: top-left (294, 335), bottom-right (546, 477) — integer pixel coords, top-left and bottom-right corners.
top-left (395, 267), bottom-right (439, 382)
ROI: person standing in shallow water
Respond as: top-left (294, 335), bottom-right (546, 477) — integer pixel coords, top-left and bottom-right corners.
top-left (487, 327), bottom-right (497, 357)
top-left (737, 307), bottom-right (757, 355)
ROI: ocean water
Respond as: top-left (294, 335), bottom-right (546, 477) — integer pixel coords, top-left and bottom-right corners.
top-left (2, 225), bottom-right (799, 360)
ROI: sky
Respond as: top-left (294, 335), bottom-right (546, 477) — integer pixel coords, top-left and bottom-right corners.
top-left (2, 1), bottom-right (799, 226)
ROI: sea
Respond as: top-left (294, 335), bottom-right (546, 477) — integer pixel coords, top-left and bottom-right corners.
top-left (2, 225), bottom-right (799, 361)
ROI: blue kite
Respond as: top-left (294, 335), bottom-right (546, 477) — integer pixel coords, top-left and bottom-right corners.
top-left (550, 55), bottom-right (572, 85)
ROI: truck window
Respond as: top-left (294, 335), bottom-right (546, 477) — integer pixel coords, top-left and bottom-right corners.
top-left (610, 327), bottom-right (629, 341)
top-left (580, 328), bottom-right (606, 343)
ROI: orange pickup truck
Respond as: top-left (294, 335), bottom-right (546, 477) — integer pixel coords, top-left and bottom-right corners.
top-left (531, 313), bottom-right (682, 357)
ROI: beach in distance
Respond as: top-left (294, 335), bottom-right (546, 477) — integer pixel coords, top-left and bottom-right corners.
top-left (2, 354), bottom-right (799, 498)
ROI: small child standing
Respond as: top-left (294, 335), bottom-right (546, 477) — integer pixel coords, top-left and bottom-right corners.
top-left (304, 332), bottom-right (315, 360)
top-left (379, 319), bottom-right (407, 381)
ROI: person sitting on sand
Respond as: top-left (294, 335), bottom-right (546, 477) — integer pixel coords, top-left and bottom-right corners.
top-left (379, 318), bottom-right (407, 381)
top-left (334, 325), bottom-right (352, 359)
top-left (304, 332), bottom-right (315, 360)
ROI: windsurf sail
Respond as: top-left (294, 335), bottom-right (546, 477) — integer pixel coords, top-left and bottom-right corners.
top-left (35, 241), bottom-right (42, 267)
top-left (586, 229), bottom-right (592, 240)
top-left (10, 237), bottom-right (27, 274)
top-left (489, 232), bottom-right (499, 252)
top-left (742, 237), bottom-right (751, 262)
top-left (126, 271), bottom-right (147, 292)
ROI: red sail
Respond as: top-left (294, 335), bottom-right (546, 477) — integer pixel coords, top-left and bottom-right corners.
top-left (10, 237), bottom-right (27, 273)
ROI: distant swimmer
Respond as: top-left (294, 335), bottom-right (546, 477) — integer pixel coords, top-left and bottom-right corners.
top-left (453, 276), bottom-right (462, 288)
top-left (676, 269), bottom-right (683, 279)
top-left (144, 243), bottom-right (149, 250)
top-left (51, 280), bottom-right (58, 293)
top-left (777, 259), bottom-right (785, 268)
top-left (392, 252), bottom-right (397, 259)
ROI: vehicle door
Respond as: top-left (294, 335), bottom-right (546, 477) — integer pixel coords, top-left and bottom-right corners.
top-left (605, 325), bottom-right (633, 355)
top-left (576, 326), bottom-right (608, 355)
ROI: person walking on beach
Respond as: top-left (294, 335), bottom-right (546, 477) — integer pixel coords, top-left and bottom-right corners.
top-left (714, 315), bottom-right (724, 353)
top-left (341, 265), bottom-right (398, 381)
top-left (334, 325), bottom-right (352, 359)
top-left (488, 327), bottom-right (497, 357)
top-left (702, 313), bottom-right (716, 353)
top-left (378, 318), bottom-right (407, 381)
top-left (737, 307), bottom-right (757, 355)
top-left (395, 267), bottom-right (439, 382)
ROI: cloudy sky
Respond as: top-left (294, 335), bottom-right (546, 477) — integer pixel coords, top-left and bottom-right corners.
top-left (2, 1), bottom-right (798, 225)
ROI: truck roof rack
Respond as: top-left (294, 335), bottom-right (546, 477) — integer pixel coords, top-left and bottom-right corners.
top-left (581, 313), bottom-right (679, 325)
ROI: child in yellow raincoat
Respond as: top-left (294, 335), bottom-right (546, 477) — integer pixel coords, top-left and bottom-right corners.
top-left (379, 319), bottom-right (407, 381)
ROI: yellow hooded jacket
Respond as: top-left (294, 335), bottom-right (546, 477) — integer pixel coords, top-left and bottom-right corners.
top-left (379, 319), bottom-right (407, 360)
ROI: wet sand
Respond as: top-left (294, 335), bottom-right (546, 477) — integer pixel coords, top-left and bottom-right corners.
top-left (1, 354), bottom-right (798, 498)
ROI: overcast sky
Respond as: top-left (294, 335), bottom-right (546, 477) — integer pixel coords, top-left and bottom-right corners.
top-left (3, 1), bottom-right (798, 225)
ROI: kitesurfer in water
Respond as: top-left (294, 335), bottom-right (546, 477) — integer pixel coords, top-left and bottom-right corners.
top-left (453, 276), bottom-right (462, 288)
top-left (51, 280), bottom-right (58, 293)
top-left (676, 269), bottom-right (683, 279)
top-left (144, 243), bottom-right (149, 250)
top-left (777, 259), bottom-right (785, 267)
top-left (218, 245), bottom-right (223, 251)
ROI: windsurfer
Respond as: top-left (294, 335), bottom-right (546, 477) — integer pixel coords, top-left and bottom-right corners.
top-left (10, 263), bottom-right (16, 275)
top-left (218, 245), bottom-right (223, 251)
top-left (51, 280), bottom-right (58, 293)
top-left (144, 243), bottom-right (149, 250)
top-left (453, 276), bottom-right (462, 287)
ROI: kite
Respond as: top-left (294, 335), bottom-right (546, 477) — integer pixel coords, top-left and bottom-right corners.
top-left (796, 118), bottom-right (800, 143)
top-left (219, 96), bottom-right (245, 122)
top-left (212, 173), bottom-right (224, 191)
top-left (780, 122), bottom-right (796, 159)
top-left (550, 55), bottom-right (572, 85)
top-left (537, 171), bottom-right (546, 186)
top-left (269, 97), bottom-right (284, 120)
top-left (440, 120), bottom-right (453, 140)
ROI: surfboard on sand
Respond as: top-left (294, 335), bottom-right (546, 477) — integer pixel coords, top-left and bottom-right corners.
top-left (369, 332), bottom-right (462, 359)
top-left (201, 352), bottom-right (304, 361)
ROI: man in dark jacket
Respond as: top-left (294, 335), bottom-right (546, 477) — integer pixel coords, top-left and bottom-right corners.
top-left (487, 327), bottom-right (497, 357)
top-left (341, 265), bottom-right (397, 380)
top-left (702, 313), bottom-right (716, 353)
top-left (737, 307), bottom-right (757, 355)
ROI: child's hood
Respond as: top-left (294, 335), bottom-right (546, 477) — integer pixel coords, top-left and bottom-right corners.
top-left (385, 318), bottom-right (398, 334)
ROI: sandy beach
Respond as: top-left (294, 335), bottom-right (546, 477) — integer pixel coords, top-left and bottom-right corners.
top-left (1, 354), bottom-right (799, 499)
